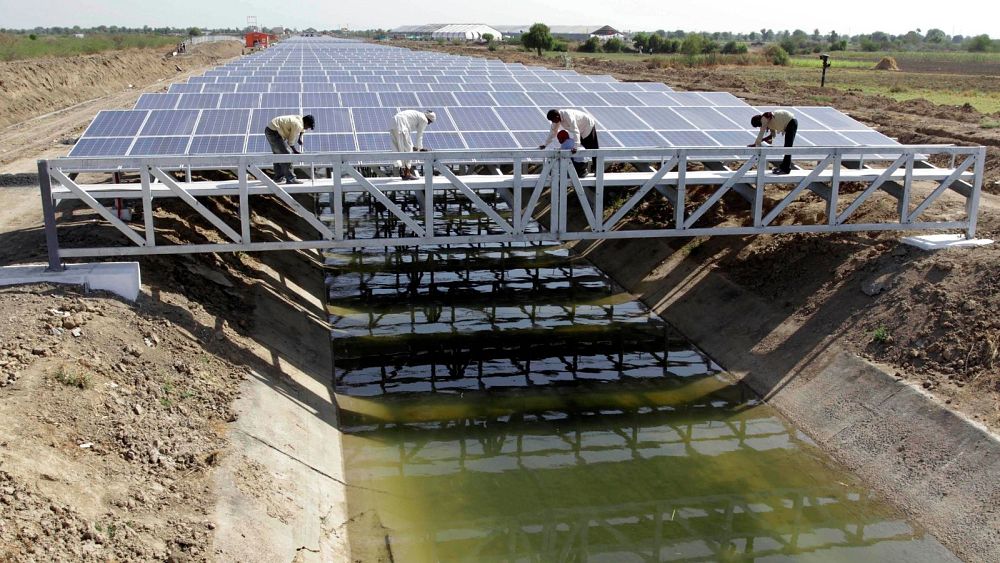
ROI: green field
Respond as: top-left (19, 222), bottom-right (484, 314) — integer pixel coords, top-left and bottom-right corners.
top-left (0, 33), bottom-right (181, 61)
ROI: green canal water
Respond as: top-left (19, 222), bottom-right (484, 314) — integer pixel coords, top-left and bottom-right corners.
top-left (327, 190), bottom-right (955, 562)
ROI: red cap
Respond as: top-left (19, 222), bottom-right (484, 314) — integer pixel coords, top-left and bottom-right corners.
top-left (556, 130), bottom-right (569, 142)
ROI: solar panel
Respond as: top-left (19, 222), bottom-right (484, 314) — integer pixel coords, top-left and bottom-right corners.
top-left (587, 107), bottom-right (648, 130)
top-left (453, 92), bottom-right (495, 106)
top-left (351, 107), bottom-right (398, 133)
top-left (136, 94), bottom-right (180, 110)
top-left (610, 131), bottom-right (667, 147)
top-left (494, 107), bottom-right (546, 131)
top-left (798, 131), bottom-right (857, 146)
top-left (130, 136), bottom-right (190, 156)
top-left (202, 83), bottom-right (238, 94)
top-left (416, 92), bottom-right (459, 107)
top-left (356, 133), bottom-right (393, 151)
top-left (661, 130), bottom-right (720, 147)
top-left (664, 92), bottom-right (714, 106)
top-left (841, 130), bottom-right (897, 145)
top-left (491, 92), bottom-right (532, 106)
top-left (423, 132), bottom-right (466, 150)
top-left (673, 107), bottom-right (742, 129)
top-left (563, 92), bottom-right (607, 107)
top-left (83, 110), bottom-right (148, 137)
top-left (307, 134), bottom-right (358, 152)
top-left (261, 93), bottom-right (301, 108)
top-left (220, 93), bottom-right (261, 109)
top-left (798, 107), bottom-right (870, 130)
top-left (630, 107), bottom-right (695, 130)
top-left (177, 94), bottom-right (221, 110)
top-left (168, 84), bottom-right (204, 94)
top-left (447, 107), bottom-right (505, 131)
top-left (196, 109), bottom-right (250, 135)
top-left (302, 93), bottom-right (340, 107)
top-left (139, 110), bottom-right (199, 136)
top-left (463, 131), bottom-right (516, 149)
top-left (526, 92), bottom-right (569, 107)
top-left (69, 137), bottom-right (134, 157)
top-left (303, 108), bottom-right (353, 133)
top-left (341, 92), bottom-right (381, 107)
top-left (379, 92), bottom-right (420, 107)
top-left (706, 130), bottom-right (757, 146)
top-left (189, 135), bottom-right (246, 154)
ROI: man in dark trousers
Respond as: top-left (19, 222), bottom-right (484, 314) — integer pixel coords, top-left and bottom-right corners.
top-left (540, 109), bottom-right (599, 171)
top-left (264, 114), bottom-right (314, 184)
top-left (749, 110), bottom-right (798, 175)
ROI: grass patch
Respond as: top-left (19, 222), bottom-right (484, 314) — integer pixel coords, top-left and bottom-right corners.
top-left (53, 366), bottom-right (91, 389)
top-left (872, 326), bottom-right (891, 343)
top-left (789, 57), bottom-right (871, 70)
top-left (980, 119), bottom-right (1000, 129)
top-left (0, 33), bottom-right (180, 61)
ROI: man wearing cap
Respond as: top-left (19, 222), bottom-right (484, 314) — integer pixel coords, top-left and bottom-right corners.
top-left (265, 114), bottom-right (315, 184)
top-left (539, 109), bottom-right (599, 172)
top-left (389, 109), bottom-right (436, 181)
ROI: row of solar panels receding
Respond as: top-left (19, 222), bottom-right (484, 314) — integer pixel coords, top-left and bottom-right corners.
top-left (68, 37), bottom-right (897, 158)
top-left (138, 91), bottom-right (735, 110)
top-left (70, 104), bottom-right (896, 157)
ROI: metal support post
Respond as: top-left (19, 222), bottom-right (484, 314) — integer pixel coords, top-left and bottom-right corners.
top-left (37, 160), bottom-right (64, 271)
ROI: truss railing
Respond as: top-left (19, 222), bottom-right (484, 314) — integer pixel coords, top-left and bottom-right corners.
top-left (37, 144), bottom-right (984, 269)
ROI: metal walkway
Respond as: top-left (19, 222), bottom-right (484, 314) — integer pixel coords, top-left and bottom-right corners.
top-left (37, 144), bottom-right (985, 269)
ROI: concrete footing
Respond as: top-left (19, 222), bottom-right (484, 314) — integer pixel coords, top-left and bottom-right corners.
top-left (902, 233), bottom-right (994, 250)
top-left (0, 262), bottom-right (141, 301)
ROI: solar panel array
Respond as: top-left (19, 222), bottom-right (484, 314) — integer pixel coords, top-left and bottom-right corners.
top-left (69, 37), bottom-right (898, 157)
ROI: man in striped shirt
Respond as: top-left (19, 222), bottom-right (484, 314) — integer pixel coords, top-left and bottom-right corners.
top-left (749, 110), bottom-right (798, 175)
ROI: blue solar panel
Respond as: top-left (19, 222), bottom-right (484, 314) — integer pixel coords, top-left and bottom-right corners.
top-left (631, 92), bottom-right (675, 106)
top-left (302, 93), bottom-right (340, 107)
top-left (526, 92), bottom-right (569, 107)
top-left (366, 83), bottom-right (401, 92)
top-left (706, 130), bottom-right (757, 146)
top-left (673, 107), bottom-right (742, 129)
top-left (563, 92), bottom-right (607, 107)
top-left (202, 83), bottom-right (238, 94)
top-left (799, 107), bottom-right (870, 130)
top-left (494, 106), bottom-right (546, 131)
top-left (598, 92), bottom-right (642, 106)
top-left (307, 134), bottom-right (358, 152)
top-left (422, 132), bottom-right (466, 150)
top-left (608, 130), bottom-right (666, 147)
top-left (416, 92), bottom-right (458, 107)
top-left (168, 84), bottom-right (204, 94)
top-left (351, 107), bottom-right (398, 133)
top-left (798, 131), bottom-right (857, 146)
top-left (136, 94), bottom-right (180, 110)
top-left (83, 110), bottom-right (149, 137)
top-left (841, 130), bottom-right (897, 145)
top-left (356, 133), bottom-right (393, 151)
top-left (491, 91), bottom-right (532, 106)
top-left (661, 130), bottom-right (720, 146)
top-left (220, 93), bottom-right (261, 109)
top-left (453, 92), bottom-right (495, 106)
top-left (129, 136), bottom-right (190, 156)
top-left (139, 110), bottom-right (199, 136)
top-left (463, 131), bottom-right (516, 149)
top-left (379, 92), bottom-right (420, 107)
top-left (235, 83), bottom-right (270, 93)
top-left (341, 92), bottom-right (381, 107)
top-left (303, 108), bottom-right (353, 133)
top-left (511, 131), bottom-right (544, 148)
top-left (189, 136), bottom-right (245, 154)
top-left (712, 106), bottom-right (758, 128)
top-left (629, 107), bottom-right (695, 130)
top-left (69, 137), bottom-right (134, 157)
top-left (195, 109), bottom-right (250, 135)
top-left (177, 94), bottom-right (220, 110)
top-left (447, 107), bottom-right (505, 131)
top-left (261, 93), bottom-right (301, 108)
top-left (245, 135), bottom-right (270, 154)
top-left (666, 92), bottom-right (714, 106)
top-left (587, 107), bottom-right (647, 130)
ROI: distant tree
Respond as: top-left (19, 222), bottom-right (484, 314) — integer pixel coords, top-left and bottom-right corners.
top-left (829, 30), bottom-right (839, 43)
top-left (578, 36), bottom-right (601, 53)
top-left (765, 45), bottom-right (790, 65)
top-left (522, 23), bottom-right (553, 56)
top-left (647, 33), bottom-right (664, 53)
top-left (748, 31), bottom-right (759, 42)
top-left (812, 28), bottom-right (821, 41)
top-left (721, 41), bottom-right (748, 54)
top-left (28, 33), bottom-right (37, 40)
top-left (632, 32), bottom-right (649, 52)
top-left (188, 27), bottom-right (202, 37)
top-left (829, 40), bottom-right (847, 51)
top-left (603, 37), bottom-right (625, 53)
top-left (967, 34), bottom-right (993, 52)
top-left (482, 33), bottom-right (494, 44)
top-left (925, 28), bottom-right (947, 43)
top-left (680, 34), bottom-right (705, 56)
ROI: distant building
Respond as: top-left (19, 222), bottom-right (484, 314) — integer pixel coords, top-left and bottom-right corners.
top-left (391, 24), bottom-right (503, 41)
top-left (494, 25), bottom-right (623, 42)
top-left (271, 26), bottom-right (285, 36)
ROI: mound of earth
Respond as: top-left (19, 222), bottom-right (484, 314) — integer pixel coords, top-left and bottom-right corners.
top-left (873, 57), bottom-right (900, 71)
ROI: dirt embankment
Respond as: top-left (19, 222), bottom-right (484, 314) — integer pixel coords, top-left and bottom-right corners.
top-left (0, 41), bottom-right (242, 129)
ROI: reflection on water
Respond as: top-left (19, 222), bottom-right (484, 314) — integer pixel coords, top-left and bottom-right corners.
top-left (327, 190), bottom-right (955, 562)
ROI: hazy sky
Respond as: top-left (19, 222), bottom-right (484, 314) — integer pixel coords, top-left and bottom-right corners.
top-left (1, 0), bottom-right (995, 37)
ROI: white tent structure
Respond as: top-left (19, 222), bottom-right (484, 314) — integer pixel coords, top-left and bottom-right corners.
top-left (430, 24), bottom-right (503, 41)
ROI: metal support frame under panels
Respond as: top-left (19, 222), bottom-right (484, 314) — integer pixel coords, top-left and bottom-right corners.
top-left (37, 144), bottom-right (985, 266)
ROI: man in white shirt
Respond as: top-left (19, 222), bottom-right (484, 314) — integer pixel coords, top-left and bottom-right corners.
top-left (539, 109), bottom-right (600, 172)
top-left (748, 110), bottom-right (798, 175)
top-left (389, 110), bottom-right (435, 180)
top-left (265, 114), bottom-right (315, 184)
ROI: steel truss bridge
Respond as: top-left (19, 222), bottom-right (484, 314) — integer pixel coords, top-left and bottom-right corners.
top-left (37, 143), bottom-right (985, 268)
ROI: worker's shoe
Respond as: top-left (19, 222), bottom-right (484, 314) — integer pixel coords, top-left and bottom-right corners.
top-left (284, 177), bottom-right (303, 185)
top-left (771, 167), bottom-right (790, 175)
top-left (400, 170), bottom-right (417, 181)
